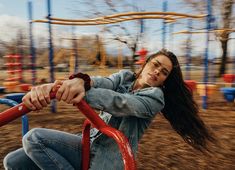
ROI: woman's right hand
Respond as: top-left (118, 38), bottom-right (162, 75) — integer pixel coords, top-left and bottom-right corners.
top-left (22, 83), bottom-right (55, 110)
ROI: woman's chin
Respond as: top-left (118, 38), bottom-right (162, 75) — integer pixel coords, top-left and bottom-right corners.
top-left (143, 82), bottom-right (152, 88)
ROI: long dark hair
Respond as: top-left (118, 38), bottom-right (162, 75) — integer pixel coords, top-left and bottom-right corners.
top-left (137, 49), bottom-right (215, 151)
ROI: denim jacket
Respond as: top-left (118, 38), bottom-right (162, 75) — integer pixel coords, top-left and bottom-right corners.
top-left (84, 69), bottom-right (165, 170)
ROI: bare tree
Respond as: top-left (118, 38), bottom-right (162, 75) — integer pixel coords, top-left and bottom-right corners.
top-left (218, 0), bottom-right (234, 76)
top-left (0, 29), bottom-right (28, 55)
top-left (69, 0), bottom-right (144, 71)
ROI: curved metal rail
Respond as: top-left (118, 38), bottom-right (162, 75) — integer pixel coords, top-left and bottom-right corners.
top-left (33, 11), bottom-right (206, 26)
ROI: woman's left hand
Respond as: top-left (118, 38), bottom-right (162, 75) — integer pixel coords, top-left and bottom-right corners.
top-left (54, 78), bottom-right (86, 104)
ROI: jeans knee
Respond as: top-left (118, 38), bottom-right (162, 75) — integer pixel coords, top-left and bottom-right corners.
top-left (4, 152), bottom-right (15, 169)
top-left (22, 128), bottom-right (43, 155)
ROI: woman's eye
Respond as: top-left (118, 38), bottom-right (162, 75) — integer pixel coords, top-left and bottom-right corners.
top-left (153, 62), bottom-right (160, 67)
top-left (163, 72), bottom-right (168, 76)
top-left (162, 71), bottom-right (168, 76)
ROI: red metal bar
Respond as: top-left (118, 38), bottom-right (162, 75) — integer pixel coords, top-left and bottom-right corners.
top-left (6, 70), bottom-right (23, 74)
top-left (5, 77), bottom-right (22, 81)
top-left (102, 127), bottom-right (136, 170)
top-left (0, 90), bottom-right (136, 170)
top-left (3, 55), bottom-right (22, 59)
top-left (76, 100), bottom-right (107, 130)
top-left (0, 91), bottom-right (56, 127)
top-left (4, 63), bottom-right (22, 67)
top-left (82, 119), bottom-right (91, 170)
top-left (0, 103), bottom-right (29, 127)
top-left (76, 100), bottom-right (136, 170)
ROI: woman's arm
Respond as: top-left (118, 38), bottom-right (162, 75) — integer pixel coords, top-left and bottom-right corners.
top-left (91, 70), bottom-right (134, 90)
top-left (84, 87), bottom-right (164, 119)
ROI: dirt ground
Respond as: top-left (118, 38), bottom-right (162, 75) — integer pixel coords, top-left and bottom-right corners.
top-left (0, 68), bottom-right (235, 170)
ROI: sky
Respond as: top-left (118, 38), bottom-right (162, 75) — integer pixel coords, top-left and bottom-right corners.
top-left (0, 0), bottom-right (234, 58)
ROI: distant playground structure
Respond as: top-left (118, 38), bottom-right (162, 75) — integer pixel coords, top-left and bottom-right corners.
top-left (3, 55), bottom-right (22, 92)
top-left (2, 54), bottom-right (32, 93)
top-left (32, 10), bottom-right (206, 70)
top-left (174, 27), bottom-right (235, 106)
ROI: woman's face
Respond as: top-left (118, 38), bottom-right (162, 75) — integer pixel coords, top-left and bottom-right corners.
top-left (137, 54), bottom-right (173, 88)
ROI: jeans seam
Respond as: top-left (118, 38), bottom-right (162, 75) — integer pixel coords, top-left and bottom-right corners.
top-left (38, 141), bottom-right (64, 170)
top-left (41, 138), bottom-right (79, 151)
top-left (39, 138), bottom-right (78, 169)
top-left (27, 132), bottom-right (79, 169)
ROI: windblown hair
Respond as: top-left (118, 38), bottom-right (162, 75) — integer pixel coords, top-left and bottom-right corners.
top-left (138, 49), bottom-right (215, 151)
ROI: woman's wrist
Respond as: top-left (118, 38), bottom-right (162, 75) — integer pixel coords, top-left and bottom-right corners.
top-left (69, 72), bottom-right (91, 91)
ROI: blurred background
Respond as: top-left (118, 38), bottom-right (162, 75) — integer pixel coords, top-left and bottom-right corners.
top-left (0, 0), bottom-right (234, 169)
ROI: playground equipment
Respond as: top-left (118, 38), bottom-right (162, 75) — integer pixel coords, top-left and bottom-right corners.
top-left (174, 27), bottom-right (235, 104)
top-left (0, 90), bottom-right (136, 170)
top-left (3, 54), bottom-right (32, 92)
top-left (4, 93), bottom-right (26, 103)
top-left (172, 19), bottom-right (199, 93)
top-left (4, 55), bottom-right (23, 82)
top-left (3, 55), bottom-right (22, 91)
top-left (18, 83), bottom-right (32, 92)
top-left (135, 48), bottom-right (148, 65)
top-left (185, 80), bottom-right (197, 92)
top-left (162, 0), bottom-right (168, 49)
top-left (0, 97), bottom-right (28, 136)
top-left (220, 28), bottom-right (235, 102)
top-left (223, 74), bottom-right (235, 85)
top-left (2, 81), bottom-right (19, 92)
top-left (33, 11), bottom-right (206, 25)
top-left (220, 87), bottom-right (235, 102)
top-left (196, 84), bottom-right (217, 97)
top-left (220, 73), bottom-right (235, 102)
top-left (28, 1), bottom-right (36, 85)
top-left (173, 17), bottom-right (235, 107)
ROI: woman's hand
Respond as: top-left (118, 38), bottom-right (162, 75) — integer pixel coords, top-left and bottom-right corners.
top-left (22, 78), bottom-right (85, 110)
top-left (55, 78), bottom-right (85, 105)
top-left (22, 83), bottom-right (55, 110)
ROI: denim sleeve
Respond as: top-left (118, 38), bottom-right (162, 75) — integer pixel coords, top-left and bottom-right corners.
top-left (84, 87), bottom-right (164, 119)
top-left (91, 70), bottom-right (133, 90)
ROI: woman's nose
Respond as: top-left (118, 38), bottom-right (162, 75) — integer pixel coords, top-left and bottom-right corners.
top-left (153, 68), bottom-right (160, 75)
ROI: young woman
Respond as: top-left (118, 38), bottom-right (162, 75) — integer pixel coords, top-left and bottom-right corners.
top-left (4, 49), bottom-right (215, 170)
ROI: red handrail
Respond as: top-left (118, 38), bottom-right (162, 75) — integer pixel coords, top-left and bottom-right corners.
top-left (0, 91), bottom-right (136, 170)
top-left (82, 119), bottom-right (91, 170)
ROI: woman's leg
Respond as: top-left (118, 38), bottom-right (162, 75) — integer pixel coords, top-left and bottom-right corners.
top-left (4, 148), bottom-right (40, 170)
top-left (22, 128), bottom-right (82, 170)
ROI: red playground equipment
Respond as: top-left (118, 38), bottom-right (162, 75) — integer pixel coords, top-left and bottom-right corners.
top-left (0, 90), bottom-right (136, 170)
top-left (3, 55), bottom-right (22, 91)
top-left (223, 74), bottom-right (235, 84)
top-left (3, 54), bottom-right (32, 92)
top-left (221, 74), bottom-right (235, 102)
top-left (135, 48), bottom-right (148, 65)
top-left (4, 55), bottom-right (23, 82)
top-left (184, 80), bottom-right (197, 92)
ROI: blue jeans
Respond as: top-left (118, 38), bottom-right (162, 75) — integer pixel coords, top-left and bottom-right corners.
top-left (4, 128), bottom-right (82, 170)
